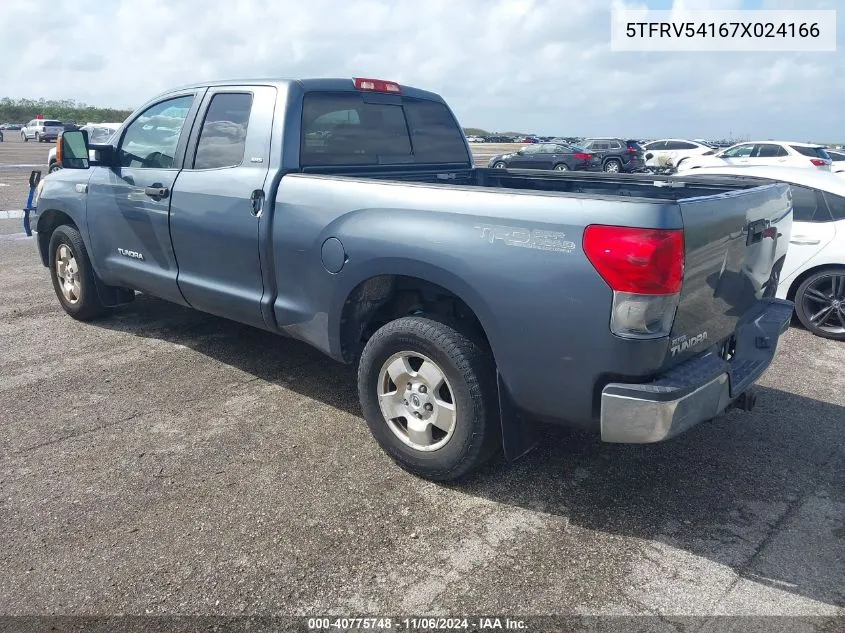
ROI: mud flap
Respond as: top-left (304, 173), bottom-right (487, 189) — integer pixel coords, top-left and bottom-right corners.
top-left (497, 372), bottom-right (539, 461)
top-left (93, 275), bottom-right (136, 307)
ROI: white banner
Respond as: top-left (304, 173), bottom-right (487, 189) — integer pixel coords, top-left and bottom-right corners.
top-left (611, 9), bottom-right (836, 52)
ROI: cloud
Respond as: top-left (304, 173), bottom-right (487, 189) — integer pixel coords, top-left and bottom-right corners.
top-left (0, 0), bottom-right (841, 140)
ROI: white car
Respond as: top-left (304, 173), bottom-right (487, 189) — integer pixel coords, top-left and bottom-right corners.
top-left (47, 123), bottom-right (122, 173)
top-left (684, 165), bottom-right (845, 340)
top-left (826, 149), bottom-right (845, 176)
top-left (676, 141), bottom-right (833, 172)
top-left (641, 138), bottom-right (716, 169)
top-left (21, 118), bottom-right (64, 143)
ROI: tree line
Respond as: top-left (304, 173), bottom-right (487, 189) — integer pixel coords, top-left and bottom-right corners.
top-left (0, 98), bottom-right (133, 124)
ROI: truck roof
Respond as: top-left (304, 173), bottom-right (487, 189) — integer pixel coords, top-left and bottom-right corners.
top-left (161, 77), bottom-right (446, 103)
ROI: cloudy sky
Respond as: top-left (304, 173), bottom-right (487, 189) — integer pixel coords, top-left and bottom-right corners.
top-left (1, 0), bottom-right (842, 140)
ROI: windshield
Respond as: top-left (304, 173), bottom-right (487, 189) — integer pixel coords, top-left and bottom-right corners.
top-left (300, 92), bottom-right (470, 167)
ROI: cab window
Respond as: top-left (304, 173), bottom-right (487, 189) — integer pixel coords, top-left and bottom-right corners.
top-left (118, 95), bottom-right (194, 169)
top-left (192, 93), bottom-right (253, 170)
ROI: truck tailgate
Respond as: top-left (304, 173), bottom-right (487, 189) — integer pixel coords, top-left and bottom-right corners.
top-left (670, 182), bottom-right (792, 361)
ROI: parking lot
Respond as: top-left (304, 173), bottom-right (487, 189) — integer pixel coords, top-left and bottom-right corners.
top-left (1, 135), bottom-right (843, 623)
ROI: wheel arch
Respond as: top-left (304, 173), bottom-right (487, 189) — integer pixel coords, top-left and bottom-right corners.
top-left (334, 266), bottom-right (538, 462)
top-left (336, 270), bottom-right (497, 365)
top-left (36, 209), bottom-right (78, 267)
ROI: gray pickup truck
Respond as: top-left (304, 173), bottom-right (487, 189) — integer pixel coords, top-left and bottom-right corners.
top-left (32, 77), bottom-right (794, 480)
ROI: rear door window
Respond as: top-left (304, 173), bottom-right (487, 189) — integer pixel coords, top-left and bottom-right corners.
top-left (791, 185), bottom-right (830, 222)
top-left (192, 92), bottom-right (253, 170)
top-left (754, 144), bottom-right (788, 158)
top-left (300, 93), bottom-right (468, 166)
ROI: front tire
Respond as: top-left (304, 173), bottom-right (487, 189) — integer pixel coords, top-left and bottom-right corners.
top-left (22, 132), bottom-right (28, 142)
top-left (493, 161), bottom-right (506, 169)
top-left (48, 225), bottom-right (109, 321)
top-left (794, 268), bottom-right (845, 341)
top-left (357, 316), bottom-right (500, 481)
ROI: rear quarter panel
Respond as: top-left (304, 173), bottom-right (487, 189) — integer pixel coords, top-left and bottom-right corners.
top-left (269, 174), bottom-right (685, 427)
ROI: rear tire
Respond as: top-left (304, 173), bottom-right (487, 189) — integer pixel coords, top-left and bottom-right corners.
top-left (603, 158), bottom-right (622, 173)
top-left (35, 133), bottom-right (41, 142)
top-left (48, 162), bottom-right (61, 173)
top-left (48, 225), bottom-right (109, 321)
top-left (794, 268), bottom-right (845, 341)
top-left (357, 316), bottom-right (500, 481)
top-left (553, 163), bottom-right (569, 171)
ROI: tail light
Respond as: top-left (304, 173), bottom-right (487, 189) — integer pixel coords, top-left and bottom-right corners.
top-left (583, 225), bottom-right (685, 339)
top-left (627, 147), bottom-right (640, 153)
top-left (573, 152), bottom-right (592, 160)
top-left (810, 158), bottom-right (828, 167)
top-left (353, 78), bottom-right (401, 94)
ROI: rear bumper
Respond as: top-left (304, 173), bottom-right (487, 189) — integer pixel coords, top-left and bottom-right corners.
top-left (600, 298), bottom-right (793, 443)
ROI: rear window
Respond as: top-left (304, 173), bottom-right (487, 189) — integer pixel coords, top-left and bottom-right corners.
top-left (791, 145), bottom-right (831, 160)
top-left (300, 92), bottom-right (469, 167)
top-left (626, 140), bottom-right (644, 150)
top-left (43, 120), bottom-right (62, 127)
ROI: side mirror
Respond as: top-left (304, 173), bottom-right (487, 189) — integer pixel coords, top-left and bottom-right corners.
top-left (58, 130), bottom-right (90, 169)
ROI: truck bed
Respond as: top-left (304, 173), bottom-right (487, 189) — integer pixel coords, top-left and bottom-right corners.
top-left (299, 165), bottom-right (767, 201)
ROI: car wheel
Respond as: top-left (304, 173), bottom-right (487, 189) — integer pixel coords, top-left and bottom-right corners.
top-left (48, 225), bottom-right (109, 321)
top-left (35, 133), bottom-right (41, 142)
top-left (554, 163), bottom-right (569, 171)
top-left (48, 162), bottom-right (62, 173)
top-left (493, 161), bottom-right (507, 169)
top-left (603, 159), bottom-right (621, 173)
top-left (794, 269), bottom-right (845, 341)
top-left (21, 132), bottom-right (28, 142)
top-left (357, 316), bottom-right (500, 481)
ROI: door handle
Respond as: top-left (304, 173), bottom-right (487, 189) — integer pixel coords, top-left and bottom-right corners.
top-left (250, 189), bottom-right (265, 217)
top-left (790, 237), bottom-right (821, 245)
top-left (144, 184), bottom-right (169, 200)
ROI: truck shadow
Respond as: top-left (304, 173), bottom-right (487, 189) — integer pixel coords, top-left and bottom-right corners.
top-left (93, 294), bottom-right (844, 610)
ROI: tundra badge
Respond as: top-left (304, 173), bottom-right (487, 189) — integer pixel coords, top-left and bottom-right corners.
top-left (670, 331), bottom-right (708, 356)
top-left (117, 248), bottom-right (144, 261)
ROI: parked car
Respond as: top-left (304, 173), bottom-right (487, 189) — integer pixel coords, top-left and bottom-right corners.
top-left (33, 77), bottom-right (793, 480)
top-left (642, 139), bottom-right (717, 170)
top-left (685, 165), bottom-right (845, 340)
top-left (61, 121), bottom-right (81, 132)
top-left (47, 123), bottom-right (122, 172)
top-left (518, 136), bottom-right (540, 143)
top-left (485, 135), bottom-right (516, 143)
top-left (579, 138), bottom-right (646, 173)
top-left (487, 142), bottom-right (598, 171)
top-left (465, 135), bottom-right (485, 143)
top-left (676, 141), bottom-right (832, 172)
top-left (0, 123), bottom-right (22, 130)
top-left (20, 119), bottom-right (64, 142)
top-left (0, 129), bottom-right (3, 142)
top-left (826, 149), bottom-right (845, 176)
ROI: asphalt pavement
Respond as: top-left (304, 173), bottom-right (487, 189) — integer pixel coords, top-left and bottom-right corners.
top-left (0, 134), bottom-right (843, 627)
